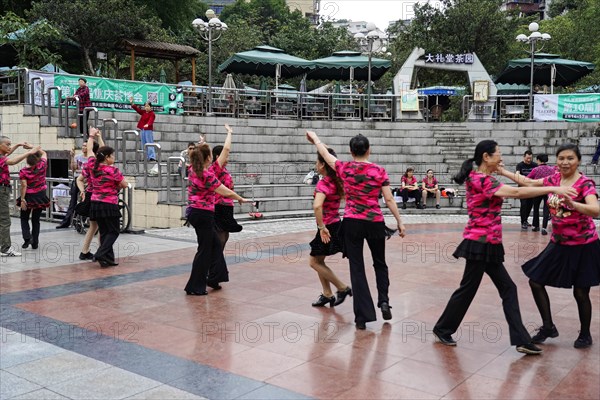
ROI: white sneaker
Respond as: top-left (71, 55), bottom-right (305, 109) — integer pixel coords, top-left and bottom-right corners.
top-left (1, 248), bottom-right (22, 257)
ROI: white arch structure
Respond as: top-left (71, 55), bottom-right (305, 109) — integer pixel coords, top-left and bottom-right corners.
top-left (393, 47), bottom-right (497, 120)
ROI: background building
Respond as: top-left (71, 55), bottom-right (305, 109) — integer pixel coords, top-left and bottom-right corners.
top-left (501, 0), bottom-right (553, 20)
top-left (208, 0), bottom-right (320, 23)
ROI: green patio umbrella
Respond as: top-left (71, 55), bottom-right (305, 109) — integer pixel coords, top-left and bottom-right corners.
top-left (159, 68), bottom-right (167, 83)
top-left (308, 50), bottom-right (391, 81)
top-left (495, 54), bottom-right (595, 90)
top-left (218, 45), bottom-right (314, 85)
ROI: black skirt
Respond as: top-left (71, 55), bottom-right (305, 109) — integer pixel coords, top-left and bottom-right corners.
top-left (310, 221), bottom-right (343, 257)
top-left (522, 240), bottom-right (600, 288)
top-left (453, 239), bottom-right (505, 263)
top-left (214, 204), bottom-right (243, 233)
top-left (17, 191), bottom-right (50, 210)
top-left (89, 201), bottom-right (121, 221)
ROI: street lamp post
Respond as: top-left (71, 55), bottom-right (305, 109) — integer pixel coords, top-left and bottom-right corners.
top-left (355, 22), bottom-right (380, 119)
top-left (193, 9), bottom-right (228, 114)
top-left (516, 22), bottom-right (551, 120)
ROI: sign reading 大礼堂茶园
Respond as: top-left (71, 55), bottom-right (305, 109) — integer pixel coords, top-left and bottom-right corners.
top-left (534, 94), bottom-right (600, 122)
top-left (424, 53), bottom-right (475, 65)
top-left (29, 71), bottom-right (184, 115)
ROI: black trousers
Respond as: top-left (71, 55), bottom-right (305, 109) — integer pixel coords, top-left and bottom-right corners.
top-left (520, 198), bottom-right (534, 225)
top-left (78, 111), bottom-right (91, 137)
top-left (185, 209), bottom-right (223, 293)
top-left (531, 195), bottom-right (549, 229)
top-left (401, 188), bottom-right (421, 206)
top-left (20, 208), bottom-right (43, 244)
top-left (95, 216), bottom-right (120, 263)
top-left (343, 220), bottom-right (389, 324)
top-left (434, 259), bottom-right (531, 346)
top-left (60, 180), bottom-right (79, 225)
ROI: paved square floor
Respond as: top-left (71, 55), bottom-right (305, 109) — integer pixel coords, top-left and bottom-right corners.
top-left (1, 216), bottom-right (598, 399)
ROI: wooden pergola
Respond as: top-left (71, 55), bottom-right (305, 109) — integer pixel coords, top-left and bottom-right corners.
top-left (122, 39), bottom-right (201, 84)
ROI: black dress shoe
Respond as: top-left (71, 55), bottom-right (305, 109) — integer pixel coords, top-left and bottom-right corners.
top-left (207, 281), bottom-right (222, 290)
top-left (22, 239), bottom-right (31, 249)
top-left (355, 321), bottom-right (366, 330)
top-left (185, 289), bottom-right (208, 296)
top-left (55, 223), bottom-right (70, 229)
top-left (334, 287), bottom-right (352, 306)
top-left (98, 258), bottom-right (118, 267)
top-left (380, 302), bottom-right (392, 320)
top-left (79, 252), bottom-right (95, 261)
top-left (31, 242), bottom-right (38, 250)
top-left (312, 294), bottom-right (335, 307)
top-left (433, 329), bottom-right (457, 346)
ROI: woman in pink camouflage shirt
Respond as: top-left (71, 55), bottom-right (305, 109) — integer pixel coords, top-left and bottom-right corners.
top-left (306, 130), bottom-right (405, 330)
top-left (434, 140), bottom-right (574, 355)
top-left (17, 149), bottom-right (50, 250)
top-left (499, 143), bottom-right (600, 349)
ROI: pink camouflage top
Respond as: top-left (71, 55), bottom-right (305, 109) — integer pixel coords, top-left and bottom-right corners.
top-left (188, 168), bottom-right (221, 212)
top-left (315, 175), bottom-right (342, 225)
top-left (543, 173), bottom-right (598, 245)
top-left (82, 156), bottom-right (95, 193)
top-left (422, 176), bottom-right (438, 189)
top-left (19, 158), bottom-right (47, 194)
top-left (335, 160), bottom-right (389, 223)
top-left (401, 175), bottom-right (418, 187)
top-left (0, 155), bottom-right (9, 186)
top-left (209, 161), bottom-right (234, 207)
top-left (90, 163), bottom-right (124, 204)
top-left (463, 171), bottom-right (504, 244)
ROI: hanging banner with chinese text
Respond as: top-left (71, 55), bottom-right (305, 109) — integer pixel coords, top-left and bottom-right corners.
top-left (52, 75), bottom-right (184, 115)
top-left (534, 94), bottom-right (600, 122)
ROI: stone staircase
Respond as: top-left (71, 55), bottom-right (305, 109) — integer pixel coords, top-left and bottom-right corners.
top-left (8, 103), bottom-right (600, 228)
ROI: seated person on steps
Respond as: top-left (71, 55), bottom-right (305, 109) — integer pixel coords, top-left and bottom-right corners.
top-left (421, 169), bottom-right (441, 209)
top-left (401, 167), bottom-right (421, 209)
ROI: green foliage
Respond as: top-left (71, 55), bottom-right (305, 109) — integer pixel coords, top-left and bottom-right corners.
top-left (28, 0), bottom-right (167, 75)
top-left (220, 0), bottom-right (290, 42)
top-left (388, 0), bottom-right (525, 87)
top-left (441, 95), bottom-right (464, 122)
top-left (133, 0), bottom-right (208, 33)
top-left (548, 0), bottom-right (581, 18)
top-left (0, 11), bottom-right (64, 69)
top-left (0, 0), bottom-right (33, 18)
top-left (540, 0), bottom-right (600, 90)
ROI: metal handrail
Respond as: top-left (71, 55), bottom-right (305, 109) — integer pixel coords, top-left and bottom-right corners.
top-left (143, 143), bottom-right (162, 188)
top-left (45, 86), bottom-right (63, 126)
top-left (166, 156), bottom-right (185, 203)
top-left (62, 96), bottom-right (78, 137)
top-left (121, 130), bottom-right (140, 174)
top-left (102, 118), bottom-right (119, 156)
top-left (83, 107), bottom-right (98, 134)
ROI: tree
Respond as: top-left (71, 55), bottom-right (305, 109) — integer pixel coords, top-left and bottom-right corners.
top-left (220, 0), bottom-right (291, 42)
top-left (548, 0), bottom-right (581, 18)
top-left (541, 0), bottom-right (600, 89)
top-left (387, 0), bottom-right (525, 87)
top-left (0, 12), bottom-right (64, 69)
top-left (0, 0), bottom-right (33, 18)
top-left (29, 0), bottom-right (165, 75)
top-left (135, 0), bottom-right (208, 34)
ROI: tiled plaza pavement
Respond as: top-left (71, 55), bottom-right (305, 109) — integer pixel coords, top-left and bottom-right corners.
top-left (1, 215), bottom-right (599, 399)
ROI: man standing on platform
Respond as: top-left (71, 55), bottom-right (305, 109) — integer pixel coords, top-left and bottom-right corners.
top-left (516, 150), bottom-right (538, 230)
